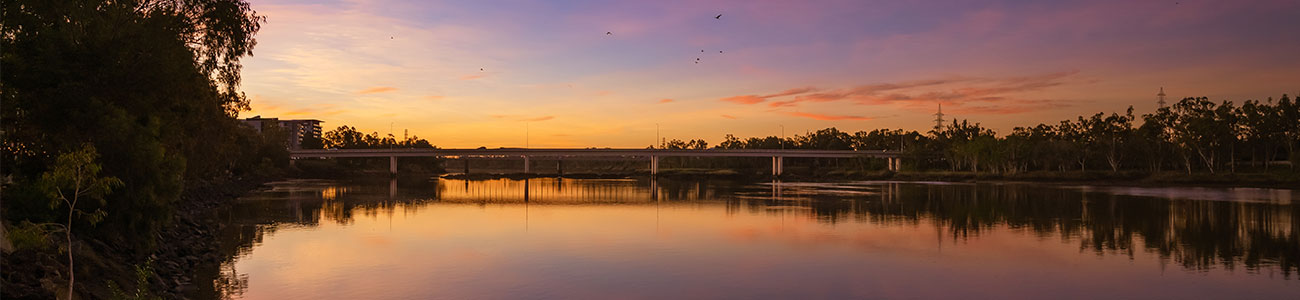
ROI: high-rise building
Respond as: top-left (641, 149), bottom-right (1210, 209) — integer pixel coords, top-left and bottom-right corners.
top-left (240, 116), bottom-right (323, 149)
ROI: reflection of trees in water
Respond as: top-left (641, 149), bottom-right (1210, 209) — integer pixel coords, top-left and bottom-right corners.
top-left (211, 261), bottom-right (248, 300)
top-left (850, 183), bottom-right (1298, 277)
top-left (206, 179), bottom-right (1299, 298)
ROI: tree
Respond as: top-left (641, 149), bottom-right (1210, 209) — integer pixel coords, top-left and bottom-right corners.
top-left (40, 145), bottom-right (122, 299)
top-left (2, 0), bottom-right (266, 247)
top-left (1093, 108), bottom-right (1136, 172)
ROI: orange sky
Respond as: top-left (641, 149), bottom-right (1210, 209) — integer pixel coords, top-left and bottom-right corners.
top-left (240, 0), bottom-right (1300, 148)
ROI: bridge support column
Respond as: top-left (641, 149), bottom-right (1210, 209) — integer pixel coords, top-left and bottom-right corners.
top-left (464, 158), bottom-right (470, 174)
top-left (771, 156), bottom-right (784, 177)
top-left (557, 159), bottom-right (564, 176)
top-left (523, 155), bottom-right (530, 174)
top-left (650, 156), bottom-right (659, 176)
top-left (389, 156), bottom-right (397, 176)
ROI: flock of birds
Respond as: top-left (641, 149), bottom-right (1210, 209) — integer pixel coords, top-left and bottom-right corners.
top-left (606, 14), bottom-right (727, 65)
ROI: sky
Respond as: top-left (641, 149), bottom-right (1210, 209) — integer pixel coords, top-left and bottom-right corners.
top-left (240, 0), bottom-right (1300, 148)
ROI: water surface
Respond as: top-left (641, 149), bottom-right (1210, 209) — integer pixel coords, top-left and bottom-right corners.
top-left (207, 178), bottom-right (1299, 299)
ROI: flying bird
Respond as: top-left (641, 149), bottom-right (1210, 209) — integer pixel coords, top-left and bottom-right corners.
top-left (606, 31), bottom-right (612, 35)
top-left (480, 68), bottom-right (484, 72)
top-left (719, 51), bottom-right (723, 53)
top-left (715, 14), bottom-right (722, 19)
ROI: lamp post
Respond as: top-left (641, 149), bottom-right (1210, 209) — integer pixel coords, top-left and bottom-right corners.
top-left (780, 125), bottom-right (785, 150)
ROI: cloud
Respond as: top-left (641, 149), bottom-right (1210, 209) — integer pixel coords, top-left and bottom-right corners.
top-left (358, 86), bottom-right (397, 94)
top-left (728, 71), bottom-right (1080, 115)
top-left (721, 114), bottom-right (737, 119)
top-left (522, 116), bottom-right (555, 122)
top-left (721, 95), bottom-right (767, 105)
top-left (786, 112), bottom-right (873, 121)
top-left (426, 95), bottom-right (445, 101)
top-left (658, 98), bottom-right (674, 104)
top-left (762, 87), bottom-right (816, 98)
top-left (720, 86), bottom-right (816, 105)
top-left (491, 114), bottom-right (555, 122)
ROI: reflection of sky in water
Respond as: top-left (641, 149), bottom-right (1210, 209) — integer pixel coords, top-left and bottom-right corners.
top-left (1065, 185), bottom-right (1294, 204)
top-left (212, 179), bottom-right (1300, 299)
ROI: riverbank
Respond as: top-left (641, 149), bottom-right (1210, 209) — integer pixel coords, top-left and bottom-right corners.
top-left (0, 175), bottom-right (278, 299)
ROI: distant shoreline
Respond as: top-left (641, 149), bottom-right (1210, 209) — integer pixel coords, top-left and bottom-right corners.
top-left (421, 169), bottom-right (1299, 189)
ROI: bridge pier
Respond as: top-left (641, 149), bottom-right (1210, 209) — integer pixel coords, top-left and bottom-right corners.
top-left (523, 155), bottom-right (530, 174)
top-left (771, 156), bottom-right (784, 177)
top-left (557, 159), bottom-right (564, 176)
top-left (389, 156), bottom-right (397, 176)
top-left (650, 156), bottom-right (659, 176)
top-left (886, 157), bottom-right (900, 172)
top-left (464, 158), bottom-right (470, 174)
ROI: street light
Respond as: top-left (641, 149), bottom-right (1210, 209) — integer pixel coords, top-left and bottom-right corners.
top-left (780, 125), bottom-right (785, 150)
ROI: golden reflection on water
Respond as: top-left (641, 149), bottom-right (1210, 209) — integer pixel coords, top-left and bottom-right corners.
top-left (209, 179), bottom-right (1300, 299)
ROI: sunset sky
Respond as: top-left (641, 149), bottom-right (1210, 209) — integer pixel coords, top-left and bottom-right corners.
top-left (240, 0), bottom-right (1299, 148)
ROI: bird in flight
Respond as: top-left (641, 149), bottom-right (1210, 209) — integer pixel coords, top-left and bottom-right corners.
top-left (715, 14), bottom-right (722, 19)
top-left (606, 31), bottom-right (612, 35)
top-left (480, 68), bottom-right (484, 72)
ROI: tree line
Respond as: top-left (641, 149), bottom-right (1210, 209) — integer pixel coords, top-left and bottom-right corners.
top-left (311, 95), bottom-right (1299, 175)
top-left (670, 95), bottom-right (1299, 174)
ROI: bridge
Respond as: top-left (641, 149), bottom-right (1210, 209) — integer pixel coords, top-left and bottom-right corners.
top-left (290, 148), bottom-right (903, 176)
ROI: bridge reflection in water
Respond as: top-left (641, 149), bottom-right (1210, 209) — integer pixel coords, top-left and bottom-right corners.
top-left (216, 177), bottom-right (1298, 296)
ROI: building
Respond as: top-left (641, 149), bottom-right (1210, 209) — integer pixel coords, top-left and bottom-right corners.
top-left (241, 116), bottom-right (322, 149)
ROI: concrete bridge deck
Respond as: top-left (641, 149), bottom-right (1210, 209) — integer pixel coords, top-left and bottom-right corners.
top-left (290, 148), bottom-right (903, 175)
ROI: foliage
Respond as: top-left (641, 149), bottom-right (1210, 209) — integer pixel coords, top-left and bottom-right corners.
top-left (2, 0), bottom-right (268, 248)
top-left (40, 144), bottom-right (122, 300)
top-left (106, 258), bottom-right (162, 300)
top-left (707, 94), bottom-right (1298, 174)
top-left (322, 126), bottom-right (434, 149)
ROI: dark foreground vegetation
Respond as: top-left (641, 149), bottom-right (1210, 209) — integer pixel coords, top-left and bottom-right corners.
top-left (2, 0), bottom-right (275, 298)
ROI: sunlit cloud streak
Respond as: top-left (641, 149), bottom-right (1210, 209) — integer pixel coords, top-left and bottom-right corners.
top-left (358, 86), bottom-right (398, 94)
top-left (786, 112), bottom-right (873, 121)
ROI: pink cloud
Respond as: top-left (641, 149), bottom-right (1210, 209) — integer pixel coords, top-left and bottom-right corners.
top-left (787, 112), bottom-right (873, 121)
top-left (720, 86), bottom-right (817, 105)
top-left (721, 95), bottom-right (766, 105)
top-left (721, 114), bottom-right (737, 119)
top-left (734, 71), bottom-right (1080, 116)
top-left (358, 86), bottom-right (397, 94)
top-left (658, 98), bottom-right (674, 103)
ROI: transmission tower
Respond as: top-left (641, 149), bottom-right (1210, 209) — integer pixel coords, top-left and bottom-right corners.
top-left (1157, 87), bottom-right (1167, 109)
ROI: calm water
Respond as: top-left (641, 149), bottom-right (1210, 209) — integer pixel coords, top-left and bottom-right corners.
top-left (204, 178), bottom-right (1299, 299)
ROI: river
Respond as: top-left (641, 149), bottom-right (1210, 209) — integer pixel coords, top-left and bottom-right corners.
top-left (202, 178), bottom-right (1299, 299)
